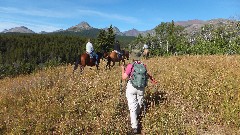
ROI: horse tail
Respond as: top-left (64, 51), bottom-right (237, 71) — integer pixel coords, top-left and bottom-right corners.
top-left (73, 55), bottom-right (80, 71)
top-left (106, 55), bottom-right (111, 69)
top-left (107, 55), bottom-right (111, 62)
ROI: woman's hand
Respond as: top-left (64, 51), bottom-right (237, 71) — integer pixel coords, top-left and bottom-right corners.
top-left (151, 79), bottom-right (157, 85)
top-left (121, 65), bottom-right (125, 70)
top-left (121, 64), bottom-right (128, 80)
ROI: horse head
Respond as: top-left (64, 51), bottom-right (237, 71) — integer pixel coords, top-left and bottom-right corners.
top-left (122, 50), bottom-right (129, 60)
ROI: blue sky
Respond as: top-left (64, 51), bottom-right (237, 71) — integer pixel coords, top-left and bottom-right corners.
top-left (0, 0), bottom-right (239, 33)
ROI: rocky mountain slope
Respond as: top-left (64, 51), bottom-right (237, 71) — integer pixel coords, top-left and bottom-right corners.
top-left (103, 26), bottom-right (124, 36)
top-left (2, 26), bottom-right (35, 33)
top-left (66, 21), bottom-right (93, 32)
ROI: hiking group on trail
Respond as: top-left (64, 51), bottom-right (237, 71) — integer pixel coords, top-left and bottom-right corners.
top-left (74, 38), bottom-right (156, 134)
top-left (121, 49), bottom-right (157, 134)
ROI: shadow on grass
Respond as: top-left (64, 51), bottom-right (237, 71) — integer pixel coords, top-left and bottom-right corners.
top-left (137, 90), bottom-right (167, 134)
top-left (144, 90), bottom-right (167, 110)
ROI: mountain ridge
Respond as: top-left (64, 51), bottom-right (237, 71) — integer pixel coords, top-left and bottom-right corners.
top-left (2, 26), bottom-right (35, 34)
top-left (1, 18), bottom-right (237, 36)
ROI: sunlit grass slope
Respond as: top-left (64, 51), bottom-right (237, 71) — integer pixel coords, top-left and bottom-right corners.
top-left (0, 55), bottom-right (240, 134)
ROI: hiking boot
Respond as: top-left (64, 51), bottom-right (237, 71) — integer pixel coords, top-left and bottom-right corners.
top-left (133, 128), bottom-right (140, 134)
top-left (95, 61), bottom-right (98, 65)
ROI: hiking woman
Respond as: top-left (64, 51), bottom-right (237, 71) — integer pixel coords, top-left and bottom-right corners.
top-left (121, 49), bottom-right (157, 134)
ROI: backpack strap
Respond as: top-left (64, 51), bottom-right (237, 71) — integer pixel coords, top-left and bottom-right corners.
top-left (129, 61), bottom-right (143, 78)
top-left (129, 62), bottom-right (135, 79)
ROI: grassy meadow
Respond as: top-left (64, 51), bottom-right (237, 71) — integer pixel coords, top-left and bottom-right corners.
top-left (0, 55), bottom-right (240, 134)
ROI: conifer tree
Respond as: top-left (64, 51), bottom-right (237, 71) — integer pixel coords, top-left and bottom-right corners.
top-left (96, 29), bottom-right (107, 51)
top-left (106, 25), bottom-right (116, 50)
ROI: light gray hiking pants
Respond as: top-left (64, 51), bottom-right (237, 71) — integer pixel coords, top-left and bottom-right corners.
top-left (126, 81), bottom-right (145, 129)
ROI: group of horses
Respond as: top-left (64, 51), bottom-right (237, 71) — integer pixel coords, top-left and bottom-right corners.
top-left (73, 49), bottom-right (149, 73)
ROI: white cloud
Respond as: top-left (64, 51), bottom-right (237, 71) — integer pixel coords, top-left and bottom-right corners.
top-left (0, 6), bottom-right (73, 18)
top-left (77, 9), bottom-right (139, 23)
top-left (0, 5), bottom-right (141, 32)
top-left (0, 21), bottom-right (62, 33)
top-left (0, 22), bottom-right (19, 31)
top-left (0, 6), bottom-right (67, 32)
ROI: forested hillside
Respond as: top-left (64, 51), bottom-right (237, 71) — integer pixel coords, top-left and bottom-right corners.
top-left (1, 19), bottom-right (239, 78)
top-left (0, 30), bottom-right (135, 78)
top-left (0, 33), bottom-right (85, 78)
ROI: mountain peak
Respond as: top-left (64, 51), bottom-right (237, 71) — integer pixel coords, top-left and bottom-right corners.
top-left (104, 26), bottom-right (124, 35)
top-left (175, 19), bottom-right (206, 27)
top-left (3, 26), bottom-right (35, 33)
top-left (76, 21), bottom-right (91, 28)
top-left (67, 21), bottom-right (93, 32)
top-left (123, 28), bottom-right (141, 36)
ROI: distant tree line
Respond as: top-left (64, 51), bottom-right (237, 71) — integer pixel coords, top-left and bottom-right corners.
top-left (5, 20), bottom-right (239, 78)
top-left (130, 20), bottom-right (240, 56)
top-left (0, 33), bottom-right (87, 78)
top-left (0, 25), bottom-right (135, 78)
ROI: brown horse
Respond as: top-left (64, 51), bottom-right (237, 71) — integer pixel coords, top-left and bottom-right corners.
top-left (73, 52), bottom-right (102, 73)
top-left (122, 50), bottom-right (129, 60)
top-left (106, 51), bottom-right (125, 70)
top-left (103, 50), bottom-right (129, 60)
top-left (142, 49), bottom-right (150, 59)
top-left (102, 51), bottom-right (109, 61)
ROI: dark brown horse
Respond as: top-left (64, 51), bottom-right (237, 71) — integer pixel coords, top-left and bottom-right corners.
top-left (122, 50), bottom-right (129, 60)
top-left (102, 51), bottom-right (109, 61)
top-left (106, 51), bottom-right (125, 70)
top-left (73, 52), bottom-right (102, 73)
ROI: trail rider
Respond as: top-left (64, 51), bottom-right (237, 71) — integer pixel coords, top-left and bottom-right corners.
top-left (143, 43), bottom-right (149, 50)
top-left (121, 49), bottom-right (157, 134)
top-left (86, 39), bottom-right (98, 65)
top-left (113, 40), bottom-right (122, 59)
top-left (142, 43), bottom-right (149, 53)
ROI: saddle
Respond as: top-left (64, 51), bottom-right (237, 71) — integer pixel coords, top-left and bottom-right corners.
top-left (112, 50), bottom-right (122, 59)
top-left (86, 52), bottom-right (96, 62)
top-left (118, 54), bottom-right (122, 59)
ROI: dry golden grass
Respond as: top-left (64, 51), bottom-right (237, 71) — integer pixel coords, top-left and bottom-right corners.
top-left (0, 55), bottom-right (240, 134)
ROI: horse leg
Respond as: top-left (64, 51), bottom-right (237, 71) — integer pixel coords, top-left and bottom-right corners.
top-left (80, 65), bottom-right (84, 73)
top-left (96, 64), bottom-right (99, 70)
top-left (122, 59), bottom-right (125, 66)
top-left (73, 63), bottom-right (78, 74)
top-left (73, 56), bottom-right (80, 71)
top-left (106, 57), bottom-right (111, 70)
top-left (105, 62), bottom-right (108, 69)
top-left (112, 61), bottom-right (115, 67)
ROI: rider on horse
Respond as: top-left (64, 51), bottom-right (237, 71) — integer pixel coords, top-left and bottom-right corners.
top-left (113, 40), bottom-right (122, 59)
top-left (86, 39), bottom-right (98, 65)
top-left (143, 43), bottom-right (149, 50)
